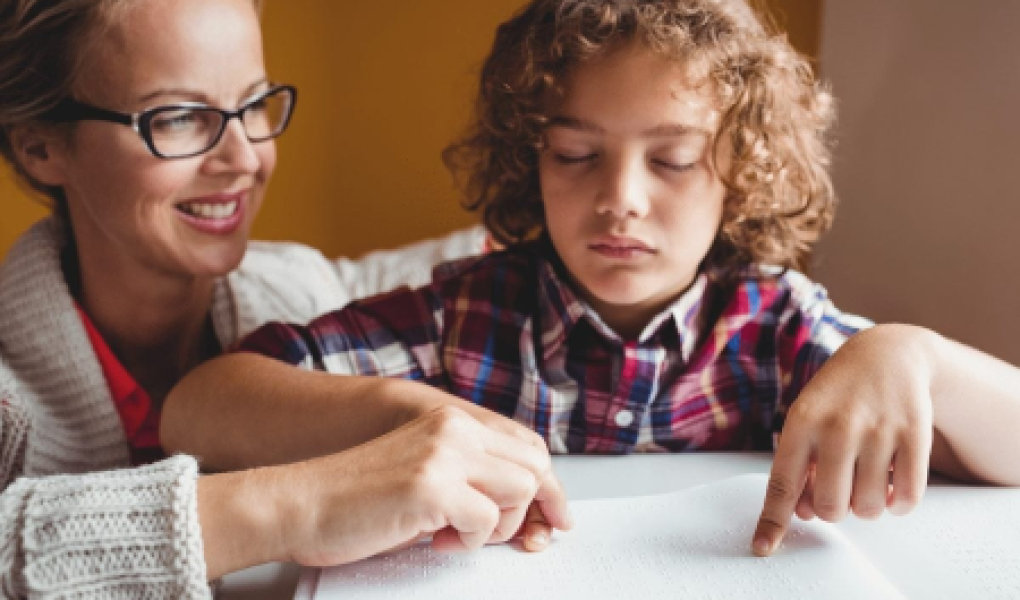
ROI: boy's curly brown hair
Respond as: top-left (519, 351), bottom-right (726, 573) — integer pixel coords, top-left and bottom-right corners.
top-left (443, 0), bottom-right (836, 277)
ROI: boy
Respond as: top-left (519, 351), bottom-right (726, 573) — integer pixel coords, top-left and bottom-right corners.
top-left (164, 0), bottom-right (1020, 557)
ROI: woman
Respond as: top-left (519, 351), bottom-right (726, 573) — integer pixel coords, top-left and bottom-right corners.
top-left (0, 0), bottom-right (568, 596)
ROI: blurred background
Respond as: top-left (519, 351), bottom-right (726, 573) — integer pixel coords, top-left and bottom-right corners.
top-left (4, 0), bottom-right (1018, 364)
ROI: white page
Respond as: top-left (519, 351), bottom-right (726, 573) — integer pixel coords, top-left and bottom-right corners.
top-left (839, 484), bottom-right (1020, 599)
top-left (295, 474), bottom-right (903, 600)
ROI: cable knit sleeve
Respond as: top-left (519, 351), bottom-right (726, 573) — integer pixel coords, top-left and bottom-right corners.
top-left (0, 362), bottom-right (210, 599)
top-left (0, 456), bottom-right (210, 599)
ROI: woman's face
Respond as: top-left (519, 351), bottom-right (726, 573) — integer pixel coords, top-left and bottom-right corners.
top-left (54, 0), bottom-right (275, 279)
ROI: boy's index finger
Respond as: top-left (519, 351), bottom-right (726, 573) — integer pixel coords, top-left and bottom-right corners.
top-left (519, 502), bottom-right (555, 552)
top-left (752, 427), bottom-right (812, 557)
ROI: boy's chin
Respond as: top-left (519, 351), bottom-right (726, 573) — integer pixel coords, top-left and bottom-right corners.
top-left (585, 284), bottom-right (670, 312)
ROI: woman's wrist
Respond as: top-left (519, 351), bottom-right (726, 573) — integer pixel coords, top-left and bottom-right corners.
top-left (379, 377), bottom-right (460, 426)
top-left (197, 468), bottom-right (294, 579)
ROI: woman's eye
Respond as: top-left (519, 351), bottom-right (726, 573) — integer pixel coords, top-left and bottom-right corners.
top-left (151, 111), bottom-right (199, 133)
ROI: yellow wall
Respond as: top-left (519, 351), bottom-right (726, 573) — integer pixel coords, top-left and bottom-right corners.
top-left (0, 0), bottom-right (821, 259)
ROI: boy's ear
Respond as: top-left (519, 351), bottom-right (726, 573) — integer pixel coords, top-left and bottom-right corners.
top-left (6, 124), bottom-right (69, 187)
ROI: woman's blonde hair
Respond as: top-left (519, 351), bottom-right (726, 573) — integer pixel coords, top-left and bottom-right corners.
top-left (0, 0), bottom-right (263, 213)
top-left (444, 0), bottom-right (836, 277)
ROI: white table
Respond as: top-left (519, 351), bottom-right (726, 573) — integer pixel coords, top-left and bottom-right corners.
top-left (219, 453), bottom-right (1020, 599)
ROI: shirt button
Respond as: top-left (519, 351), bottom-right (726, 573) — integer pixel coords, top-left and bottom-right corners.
top-left (614, 409), bottom-right (635, 427)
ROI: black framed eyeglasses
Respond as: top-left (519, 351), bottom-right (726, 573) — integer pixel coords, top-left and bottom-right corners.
top-left (44, 84), bottom-right (297, 159)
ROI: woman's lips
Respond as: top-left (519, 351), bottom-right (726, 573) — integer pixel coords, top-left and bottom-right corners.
top-left (175, 190), bottom-right (248, 235)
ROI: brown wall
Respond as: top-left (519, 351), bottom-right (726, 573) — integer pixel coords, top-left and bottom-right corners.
top-left (816, 1), bottom-right (1020, 364)
top-left (1, 0), bottom-right (821, 259)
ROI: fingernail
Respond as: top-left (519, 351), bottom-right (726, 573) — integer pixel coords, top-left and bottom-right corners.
top-left (752, 536), bottom-right (772, 557)
top-left (529, 531), bottom-right (549, 547)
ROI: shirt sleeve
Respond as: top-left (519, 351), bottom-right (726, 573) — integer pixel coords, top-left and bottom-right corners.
top-left (233, 285), bottom-right (443, 383)
top-left (773, 273), bottom-right (874, 437)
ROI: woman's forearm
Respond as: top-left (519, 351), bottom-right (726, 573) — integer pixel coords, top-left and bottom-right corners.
top-left (162, 353), bottom-right (449, 470)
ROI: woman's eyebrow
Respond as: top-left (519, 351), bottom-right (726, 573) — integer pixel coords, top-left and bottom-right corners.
top-left (136, 77), bottom-right (270, 106)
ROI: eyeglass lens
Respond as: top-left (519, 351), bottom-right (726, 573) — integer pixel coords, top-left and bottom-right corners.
top-left (147, 88), bottom-right (292, 158)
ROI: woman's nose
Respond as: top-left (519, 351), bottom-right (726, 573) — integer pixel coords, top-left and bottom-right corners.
top-left (205, 118), bottom-right (261, 174)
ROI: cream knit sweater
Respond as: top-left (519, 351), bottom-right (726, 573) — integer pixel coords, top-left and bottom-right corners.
top-left (0, 218), bottom-right (483, 599)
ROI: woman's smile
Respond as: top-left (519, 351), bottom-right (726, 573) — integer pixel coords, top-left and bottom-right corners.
top-left (175, 189), bottom-right (249, 235)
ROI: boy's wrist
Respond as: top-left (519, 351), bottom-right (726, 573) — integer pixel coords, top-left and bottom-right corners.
top-left (863, 323), bottom-right (941, 383)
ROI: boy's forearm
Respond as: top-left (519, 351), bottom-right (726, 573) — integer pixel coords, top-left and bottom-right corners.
top-left (162, 353), bottom-right (448, 470)
top-left (921, 328), bottom-right (1020, 485)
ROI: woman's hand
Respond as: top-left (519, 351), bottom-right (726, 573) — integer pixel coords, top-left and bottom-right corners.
top-left (752, 324), bottom-right (937, 557)
top-left (408, 386), bottom-right (566, 552)
top-left (199, 403), bottom-right (571, 577)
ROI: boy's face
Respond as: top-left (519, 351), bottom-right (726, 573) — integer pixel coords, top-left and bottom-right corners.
top-left (539, 44), bottom-right (728, 339)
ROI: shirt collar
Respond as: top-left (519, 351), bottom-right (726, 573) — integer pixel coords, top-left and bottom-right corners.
top-left (532, 240), bottom-right (710, 363)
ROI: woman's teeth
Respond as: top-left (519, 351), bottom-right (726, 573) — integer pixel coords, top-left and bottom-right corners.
top-left (178, 200), bottom-right (239, 219)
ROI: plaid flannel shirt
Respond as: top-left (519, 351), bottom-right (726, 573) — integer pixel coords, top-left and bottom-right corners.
top-left (237, 241), bottom-right (871, 453)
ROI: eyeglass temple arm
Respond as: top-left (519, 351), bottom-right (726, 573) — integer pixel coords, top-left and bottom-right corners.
top-left (45, 99), bottom-right (133, 126)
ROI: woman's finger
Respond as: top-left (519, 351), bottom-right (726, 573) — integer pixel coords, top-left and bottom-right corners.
top-left (431, 483), bottom-right (502, 553)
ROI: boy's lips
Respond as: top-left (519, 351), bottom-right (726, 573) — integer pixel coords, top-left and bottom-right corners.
top-left (589, 235), bottom-right (656, 260)
top-left (589, 235), bottom-right (655, 252)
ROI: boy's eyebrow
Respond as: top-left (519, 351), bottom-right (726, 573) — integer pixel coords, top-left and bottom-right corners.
top-left (644, 123), bottom-right (712, 138)
top-left (548, 116), bottom-right (603, 133)
top-left (548, 116), bottom-right (711, 138)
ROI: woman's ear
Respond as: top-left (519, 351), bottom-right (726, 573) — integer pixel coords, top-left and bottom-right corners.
top-left (7, 124), bottom-right (68, 187)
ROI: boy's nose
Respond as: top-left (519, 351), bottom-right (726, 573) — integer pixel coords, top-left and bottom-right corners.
top-left (595, 156), bottom-right (650, 220)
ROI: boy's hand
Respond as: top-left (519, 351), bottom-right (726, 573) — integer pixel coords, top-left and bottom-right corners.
top-left (517, 502), bottom-right (555, 551)
top-left (752, 325), bottom-right (936, 556)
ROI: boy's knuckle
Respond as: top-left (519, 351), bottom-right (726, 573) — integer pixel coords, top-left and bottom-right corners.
top-left (895, 487), bottom-right (923, 510)
top-left (765, 473), bottom-right (798, 502)
top-left (813, 496), bottom-right (846, 522)
top-left (851, 497), bottom-right (884, 520)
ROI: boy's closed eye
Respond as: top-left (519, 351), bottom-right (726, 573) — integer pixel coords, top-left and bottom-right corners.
top-left (652, 158), bottom-right (696, 172)
top-left (547, 149), bottom-right (701, 173)
top-left (552, 151), bottom-right (598, 165)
